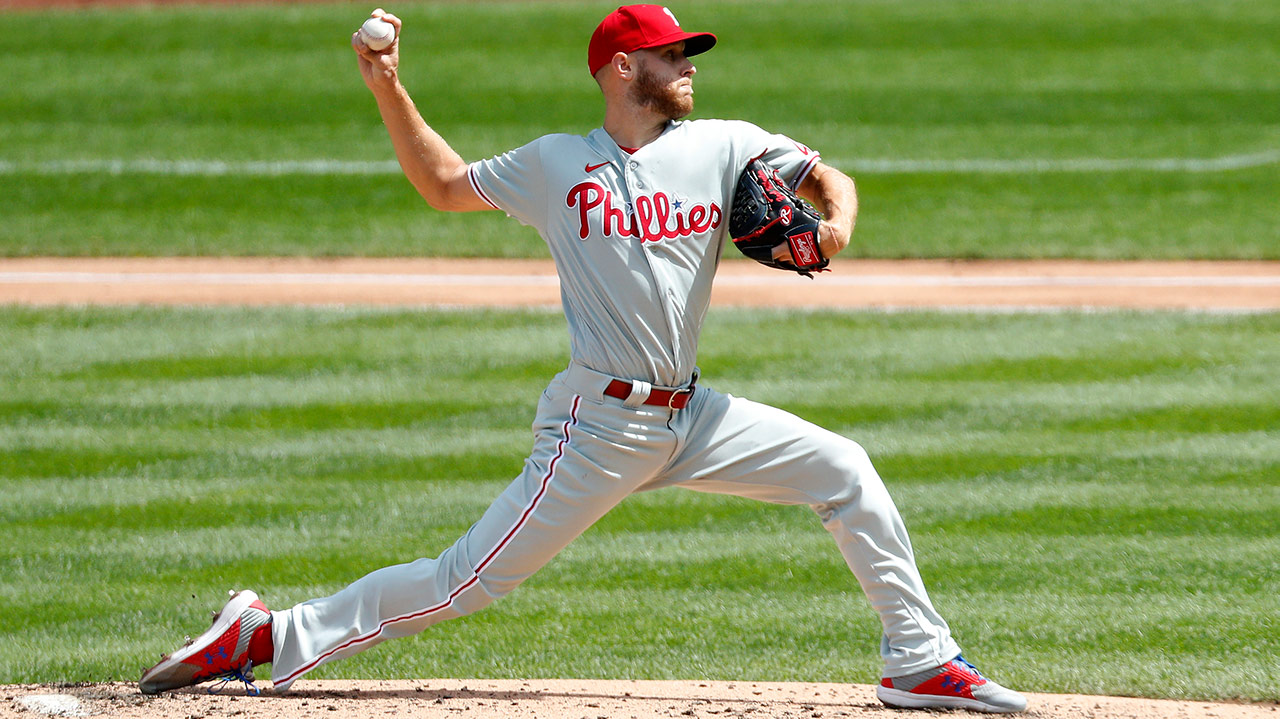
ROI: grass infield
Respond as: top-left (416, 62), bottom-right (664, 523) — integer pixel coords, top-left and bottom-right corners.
top-left (1, 306), bottom-right (1277, 701)
top-left (2, 0), bottom-right (1278, 258)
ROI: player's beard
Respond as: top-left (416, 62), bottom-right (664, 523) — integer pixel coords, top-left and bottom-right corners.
top-left (630, 62), bottom-right (693, 120)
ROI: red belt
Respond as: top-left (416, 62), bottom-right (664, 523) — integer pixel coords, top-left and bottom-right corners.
top-left (604, 379), bottom-right (695, 410)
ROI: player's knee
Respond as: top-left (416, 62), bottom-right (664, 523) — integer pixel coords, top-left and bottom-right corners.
top-left (833, 439), bottom-right (879, 488)
top-left (811, 441), bottom-right (885, 518)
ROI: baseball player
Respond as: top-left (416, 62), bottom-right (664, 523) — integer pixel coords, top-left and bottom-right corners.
top-left (140, 5), bottom-right (1027, 713)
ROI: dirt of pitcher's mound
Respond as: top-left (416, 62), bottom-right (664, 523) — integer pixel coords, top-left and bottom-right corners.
top-left (4, 679), bottom-right (1278, 719)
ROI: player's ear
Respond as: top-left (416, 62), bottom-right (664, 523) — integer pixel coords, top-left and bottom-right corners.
top-left (612, 52), bottom-right (633, 79)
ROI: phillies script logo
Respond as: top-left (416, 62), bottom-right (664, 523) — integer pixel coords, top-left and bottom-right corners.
top-left (567, 181), bottom-right (722, 242)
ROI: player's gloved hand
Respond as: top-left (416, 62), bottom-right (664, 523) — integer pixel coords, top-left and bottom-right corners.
top-left (729, 158), bottom-right (829, 278)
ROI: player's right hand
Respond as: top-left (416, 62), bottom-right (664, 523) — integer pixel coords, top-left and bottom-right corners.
top-left (353, 9), bottom-right (402, 92)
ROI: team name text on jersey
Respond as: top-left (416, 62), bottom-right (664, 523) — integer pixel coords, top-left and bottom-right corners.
top-left (566, 181), bottom-right (722, 243)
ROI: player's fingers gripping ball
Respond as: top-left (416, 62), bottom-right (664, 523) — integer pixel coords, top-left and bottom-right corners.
top-left (358, 14), bottom-right (397, 51)
top-left (729, 158), bottom-right (829, 278)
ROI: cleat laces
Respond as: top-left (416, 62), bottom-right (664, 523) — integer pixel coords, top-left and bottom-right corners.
top-left (207, 663), bottom-right (260, 696)
top-left (954, 655), bottom-right (986, 680)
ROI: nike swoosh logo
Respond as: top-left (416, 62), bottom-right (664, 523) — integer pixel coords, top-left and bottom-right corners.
top-left (585, 161), bottom-right (610, 172)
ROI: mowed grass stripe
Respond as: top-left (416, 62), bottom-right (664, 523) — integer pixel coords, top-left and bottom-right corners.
top-left (0, 306), bottom-right (1276, 699)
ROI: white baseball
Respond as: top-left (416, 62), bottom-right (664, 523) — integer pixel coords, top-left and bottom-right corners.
top-left (359, 17), bottom-right (396, 51)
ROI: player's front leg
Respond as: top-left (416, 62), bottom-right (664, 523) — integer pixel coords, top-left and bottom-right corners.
top-left (658, 388), bottom-right (960, 673)
top-left (659, 387), bottom-right (1025, 711)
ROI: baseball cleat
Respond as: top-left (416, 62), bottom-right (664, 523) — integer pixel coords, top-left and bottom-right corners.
top-left (876, 655), bottom-right (1027, 713)
top-left (139, 590), bottom-right (272, 695)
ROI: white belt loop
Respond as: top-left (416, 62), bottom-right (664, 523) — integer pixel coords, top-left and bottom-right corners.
top-left (622, 380), bottom-right (653, 408)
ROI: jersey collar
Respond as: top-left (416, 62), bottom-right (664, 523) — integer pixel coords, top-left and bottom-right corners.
top-left (587, 121), bottom-right (681, 163)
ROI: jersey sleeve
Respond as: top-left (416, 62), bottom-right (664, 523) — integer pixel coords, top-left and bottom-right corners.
top-left (729, 121), bottom-right (823, 189)
top-left (467, 137), bottom-right (549, 229)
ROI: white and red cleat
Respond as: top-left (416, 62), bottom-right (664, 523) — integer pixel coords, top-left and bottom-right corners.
top-left (139, 590), bottom-right (272, 695)
top-left (877, 655), bottom-right (1027, 713)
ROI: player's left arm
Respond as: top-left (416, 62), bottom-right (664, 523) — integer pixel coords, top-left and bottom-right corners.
top-left (796, 162), bottom-right (857, 259)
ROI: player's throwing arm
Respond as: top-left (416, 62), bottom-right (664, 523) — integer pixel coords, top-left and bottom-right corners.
top-left (351, 9), bottom-right (491, 213)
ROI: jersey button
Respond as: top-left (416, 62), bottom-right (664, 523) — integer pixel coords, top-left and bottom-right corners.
top-left (629, 161), bottom-right (639, 169)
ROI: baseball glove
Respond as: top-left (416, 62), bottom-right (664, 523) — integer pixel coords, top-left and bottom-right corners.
top-left (728, 158), bottom-right (828, 278)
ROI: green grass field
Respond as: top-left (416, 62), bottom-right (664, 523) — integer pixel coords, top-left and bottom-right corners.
top-left (2, 306), bottom-right (1277, 700)
top-left (2, 0), bottom-right (1278, 258)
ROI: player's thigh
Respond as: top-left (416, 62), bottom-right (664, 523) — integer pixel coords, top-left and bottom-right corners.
top-left (459, 379), bottom-right (674, 591)
top-left (659, 386), bottom-right (879, 506)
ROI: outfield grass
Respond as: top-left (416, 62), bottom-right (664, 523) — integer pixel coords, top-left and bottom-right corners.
top-left (2, 0), bottom-right (1278, 258)
top-left (1, 306), bottom-right (1276, 701)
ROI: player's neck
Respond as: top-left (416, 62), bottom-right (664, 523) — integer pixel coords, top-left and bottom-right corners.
top-left (602, 101), bottom-right (671, 152)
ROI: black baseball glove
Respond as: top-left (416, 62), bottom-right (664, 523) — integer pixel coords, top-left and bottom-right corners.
top-left (728, 158), bottom-right (829, 278)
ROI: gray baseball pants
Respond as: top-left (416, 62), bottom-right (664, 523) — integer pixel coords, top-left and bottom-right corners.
top-left (269, 361), bottom-right (960, 690)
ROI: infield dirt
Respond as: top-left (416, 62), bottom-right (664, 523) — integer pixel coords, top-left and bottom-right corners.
top-left (2, 257), bottom-right (1278, 310)
top-left (5, 679), bottom-right (1280, 719)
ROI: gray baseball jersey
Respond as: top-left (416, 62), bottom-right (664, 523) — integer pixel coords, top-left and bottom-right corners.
top-left (267, 120), bottom-right (961, 692)
top-left (468, 119), bottom-right (820, 387)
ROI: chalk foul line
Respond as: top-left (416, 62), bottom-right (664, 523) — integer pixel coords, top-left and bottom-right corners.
top-left (2, 149), bottom-right (1278, 176)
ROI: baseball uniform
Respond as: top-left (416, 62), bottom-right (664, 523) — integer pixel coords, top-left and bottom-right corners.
top-left (267, 118), bottom-right (961, 691)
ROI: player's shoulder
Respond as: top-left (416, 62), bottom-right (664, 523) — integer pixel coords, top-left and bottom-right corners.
top-left (484, 133), bottom-right (594, 171)
top-left (539, 132), bottom-right (593, 146)
top-left (669, 119), bottom-right (778, 156)
top-left (673, 118), bottom-right (769, 138)
top-left (508, 132), bottom-right (588, 154)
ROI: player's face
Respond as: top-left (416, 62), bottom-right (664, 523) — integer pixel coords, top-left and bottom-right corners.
top-left (629, 42), bottom-right (696, 120)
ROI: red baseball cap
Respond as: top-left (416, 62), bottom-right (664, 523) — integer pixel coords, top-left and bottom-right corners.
top-left (588, 5), bottom-right (717, 76)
